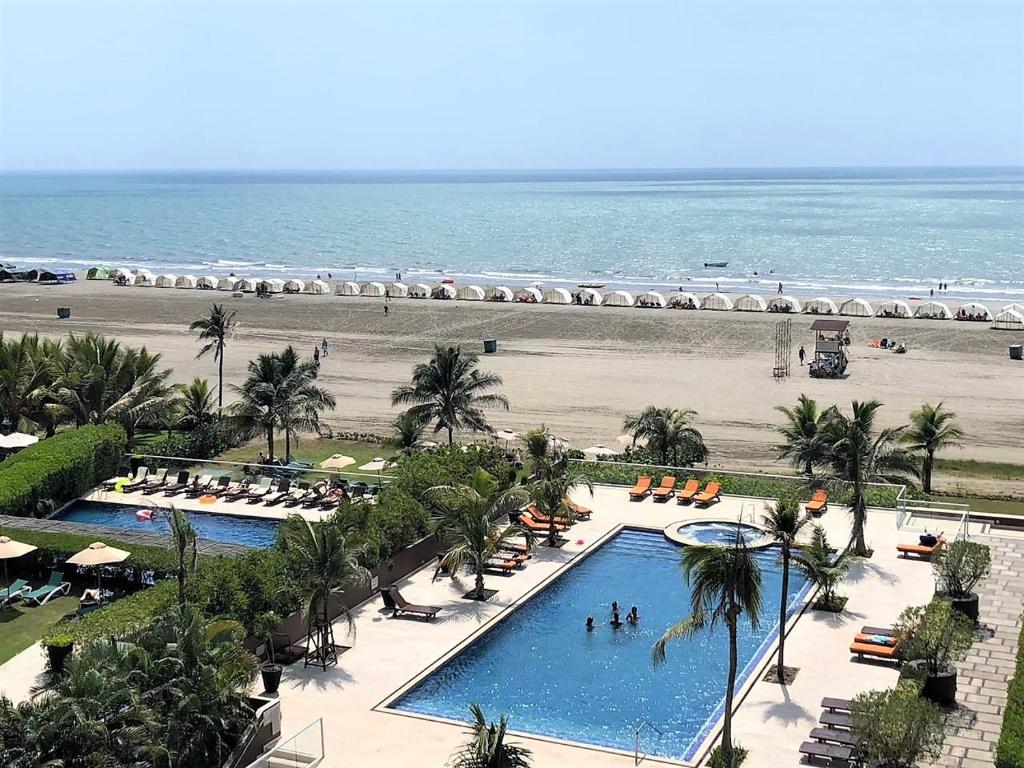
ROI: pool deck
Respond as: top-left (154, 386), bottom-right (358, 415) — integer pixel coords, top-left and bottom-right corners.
top-left (79, 486), bottom-right (333, 522)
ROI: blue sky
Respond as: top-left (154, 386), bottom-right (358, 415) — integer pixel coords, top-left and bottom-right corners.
top-left (0, 0), bottom-right (1021, 170)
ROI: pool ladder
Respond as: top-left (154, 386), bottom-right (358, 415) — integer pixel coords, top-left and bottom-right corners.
top-left (634, 720), bottom-right (663, 765)
top-left (738, 501), bottom-right (757, 524)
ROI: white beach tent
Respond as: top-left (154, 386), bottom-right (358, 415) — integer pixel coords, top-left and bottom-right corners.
top-left (1001, 303), bottom-right (1024, 314)
top-left (135, 273), bottom-right (157, 287)
top-left (733, 294), bottom-right (767, 312)
top-left (217, 276), bottom-right (237, 290)
top-left (387, 281), bottom-right (409, 298)
top-left (456, 285), bottom-right (485, 301)
top-left (155, 274), bottom-right (177, 288)
top-left (876, 299), bottom-right (911, 318)
top-left (304, 279), bottom-right (330, 295)
top-left (335, 281), bottom-right (360, 296)
top-left (175, 275), bottom-right (198, 289)
top-left (284, 279), bottom-right (306, 293)
top-left (542, 287), bottom-right (572, 304)
top-left (992, 309), bottom-right (1024, 331)
top-left (234, 277), bottom-right (258, 293)
top-left (955, 302), bottom-right (993, 322)
top-left (360, 281), bottom-right (387, 298)
top-left (485, 285), bottom-right (513, 302)
top-left (804, 297), bottom-right (838, 315)
top-left (636, 291), bottom-right (667, 308)
top-left (130, 268), bottom-right (154, 279)
top-left (602, 290), bottom-right (634, 307)
top-left (261, 278), bottom-right (285, 294)
top-left (111, 268), bottom-right (132, 281)
top-left (913, 301), bottom-right (952, 320)
top-left (431, 284), bottom-right (456, 300)
top-left (767, 295), bottom-right (801, 313)
top-left (668, 292), bottom-right (700, 309)
top-left (197, 275), bottom-right (219, 290)
top-left (573, 287), bottom-right (602, 305)
top-left (839, 298), bottom-right (873, 317)
top-left (700, 292), bottom-right (733, 311)
top-left (514, 286), bottom-right (542, 303)
top-left (408, 283), bottom-right (431, 299)
top-left (117, 273), bottom-right (138, 286)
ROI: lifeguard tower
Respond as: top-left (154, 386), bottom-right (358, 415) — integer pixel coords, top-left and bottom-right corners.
top-left (808, 318), bottom-right (849, 378)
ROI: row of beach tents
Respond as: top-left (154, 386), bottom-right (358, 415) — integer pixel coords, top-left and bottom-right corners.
top-left (92, 269), bottom-right (1024, 330)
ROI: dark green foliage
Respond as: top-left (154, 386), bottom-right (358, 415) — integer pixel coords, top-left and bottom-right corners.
top-left (996, 623), bottom-right (1024, 767)
top-left (0, 424), bottom-right (125, 516)
top-left (43, 581), bottom-right (178, 646)
top-left (851, 684), bottom-right (944, 767)
top-left (0, 524), bottom-right (180, 577)
top-left (143, 420), bottom-right (242, 460)
top-left (707, 743), bottom-right (748, 768)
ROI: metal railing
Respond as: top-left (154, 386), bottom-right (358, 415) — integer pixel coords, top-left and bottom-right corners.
top-left (243, 719), bottom-right (324, 768)
top-left (634, 720), bottom-right (663, 765)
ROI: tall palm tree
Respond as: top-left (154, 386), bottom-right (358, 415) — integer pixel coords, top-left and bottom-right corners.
top-left (0, 333), bottom-right (56, 435)
top-left (189, 304), bottom-right (238, 414)
top-left (524, 462), bottom-right (594, 547)
top-left (653, 533), bottom-right (763, 768)
top-left (388, 411), bottom-right (427, 455)
top-left (902, 402), bottom-right (964, 493)
top-left (429, 468), bottom-right (526, 600)
top-left (281, 518), bottom-right (369, 668)
top-left (391, 345), bottom-right (509, 446)
top-left (774, 394), bottom-right (827, 475)
top-left (622, 405), bottom-right (660, 448)
top-left (176, 378), bottom-right (217, 430)
top-left (761, 498), bottom-right (807, 681)
top-left (168, 507), bottom-right (197, 610)
top-left (521, 425), bottom-right (555, 480)
top-left (275, 348), bottom-right (336, 462)
top-left (446, 704), bottom-right (533, 768)
top-left (820, 400), bottom-right (918, 557)
top-left (623, 406), bottom-right (706, 466)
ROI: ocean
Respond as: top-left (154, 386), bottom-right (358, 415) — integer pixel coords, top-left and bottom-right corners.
top-left (1, 168), bottom-right (1021, 301)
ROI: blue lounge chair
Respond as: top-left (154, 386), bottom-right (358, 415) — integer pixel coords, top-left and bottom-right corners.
top-left (22, 571), bottom-right (71, 606)
top-left (1, 579), bottom-right (30, 607)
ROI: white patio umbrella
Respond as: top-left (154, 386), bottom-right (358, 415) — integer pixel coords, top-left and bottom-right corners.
top-left (66, 541), bottom-right (130, 591)
top-left (0, 432), bottom-right (39, 450)
top-left (616, 434), bottom-right (648, 447)
top-left (320, 454), bottom-right (356, 470)
top-left (0, 536), bottom-right (38, 600)
top-left (583, 444), bottom-right (618, 459)
top-left (359, 457), bottom-right (392, 472)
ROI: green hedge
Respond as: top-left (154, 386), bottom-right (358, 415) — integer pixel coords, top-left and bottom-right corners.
top-left (0, 425), bottom-right (126, 517)
top-left (996, 622), bottom-right (1024, 767)
top-left (42, 581), bottom-right (177, 646)
top-left (0, 525), bottom-right (182, 578)
top-left (143, 422), bottom-right (242, 461)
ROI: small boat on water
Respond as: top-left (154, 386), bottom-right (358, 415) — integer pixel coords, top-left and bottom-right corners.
top-left (703, 261), bottom-right (728, 268)
top-left (577, 282), bottom-right (606, 289)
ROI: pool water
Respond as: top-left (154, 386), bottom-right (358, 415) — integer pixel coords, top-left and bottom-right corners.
top-left (677, 521), bottom-right (763, 545)
top-left (392, 529), bottom-right (809, 759)
top-left (55, 501), bottom-right (279, 548)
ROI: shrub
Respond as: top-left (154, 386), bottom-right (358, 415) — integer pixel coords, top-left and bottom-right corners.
top-left (332, 488), bottom-right (430, 568)
top-left (189, 549), bottom-right (298, 634)
top-left (997, 622), bottom-right (1024, 768)
top-left (43, 581), bottom-right (178, 645)
top-left (851, 683), bottom-right (944, 767)
top-left (895, 598), bottom-right (975, 675)
top-left (0, 425), bottom-right (126, 517)
top-left (933, 540), bottom-right (991, 599)
top-left (143, 421), bottom-right (242, 461)
top-left (707, 743), bottom-right (748, 768)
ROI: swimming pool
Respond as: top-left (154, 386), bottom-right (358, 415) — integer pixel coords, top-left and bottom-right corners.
top-left (55, 501), bottom-right (279, 548)
top-left (390, 528), bottom-right (809, 760)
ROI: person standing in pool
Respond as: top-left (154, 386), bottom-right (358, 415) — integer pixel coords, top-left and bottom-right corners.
top-left (585, 616), bottom-right (594, 631)
top-left (627, 606), bottom-right (640, 624)
top-left (611, 610), bottom-right (623, 629)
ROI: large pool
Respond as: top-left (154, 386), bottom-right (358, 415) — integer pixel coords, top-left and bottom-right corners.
top-left (391, 528), bottom-right (809, 760)
top-left (55, 501), bottom-right (279, 548)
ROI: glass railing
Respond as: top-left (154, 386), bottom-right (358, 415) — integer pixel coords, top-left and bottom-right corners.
top-left (245, 719), bottom-right (324, 768)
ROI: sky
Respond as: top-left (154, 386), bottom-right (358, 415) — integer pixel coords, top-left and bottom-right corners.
top-left (0, 0), bottom-right (1022, 171)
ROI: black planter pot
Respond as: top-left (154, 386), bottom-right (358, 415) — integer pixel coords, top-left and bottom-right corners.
top-left (46, 643), bottom-right (73, 673)
top-left (260, 663), bottom-right (282, 694)
top-left (946, 593), bottom-right (980, 623)
top-left (914, 662), bottom-right (958, 706)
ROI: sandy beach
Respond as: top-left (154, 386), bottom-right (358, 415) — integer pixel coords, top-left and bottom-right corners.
top-left (2, 279), bottom-right (1022, 477)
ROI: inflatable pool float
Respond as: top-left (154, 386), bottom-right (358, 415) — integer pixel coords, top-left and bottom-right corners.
top-left (136, 509), bottom-right (155, 521)
top-left (114, 478), bottom-right (129, 493)
top-left (199, 494), bottom-right (217, 504)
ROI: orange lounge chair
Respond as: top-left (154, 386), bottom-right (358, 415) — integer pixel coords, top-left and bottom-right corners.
top-left (853, 632), bottom-right (896, 646)
top-left (806, 489), bottom-right (829, 515)
top-left (518, 513), bottom-right (568, 533)
top-left (563, 499), bottom-right (592, 519)
top-left (526, 505), bottom-right (572, 527)
top-left (652, 476), bottom-right (677, 502)
top-left (850, 641), bottom-right (900, 661)
top-left (675, 479), bottom-right (700, 504)
top-left (629, 476), bottom-right (652, 500)
top-left (693, 482), bottom-right (721, 507)
top-left (484, 558), bottom-right (524, 573)
top-left (896, 536), bottom-right (945, 560)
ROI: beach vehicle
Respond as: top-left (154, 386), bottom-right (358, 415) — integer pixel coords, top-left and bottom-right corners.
top-left (304, 279), bottom-right (330, 295)
top-left (175, 274), bottom-right (198, 289)
top-left (407, 282), bottom-right (430, 298)
top-left (839, 298), bottom-right (873, 317)
top-left (699, 292), bottom-right (733, 310)
top-left (360, 281), bottom-right (387, 297)
top-left (733, 294), bottom-right (767, 312)
top-left (456, 284), bottom-right (485, 301)
top-left (431, 284), bottom-right (456, 300)
top-left (767, 295), bottom-right (801, 313)
top-left (804, 297), bottom-right (838, 315)
top-left (577, 282), bottom-right (606, 289)
top-left (387, 281), bottom-right (409, 297)
top-left (335, 280), bottom-right (360, 296)
top-left (703, 261), bottom-right (728, 267)
top-left (284, 279), bottom-right (305, 293)
top-left (992, 308), bottom-right (1024, 331)
top-left (155, 274), bottom-right (177, 288)
top-left (875, 299), bottom-right (911, 318)
top-left (602, 289), bottom-right (634, 307)
top-left (913, 301), bottom-right (952, 320)
top-left (485, 285), bottom-right (513, 302)
top-left (542, 287), bottom-right (572, 304)
top-left (667, 291), bottom-right (699, 309)
top-left (954, 302), bottom-right (992, 322)
top-left (514, 286), bottom-right (542, 303)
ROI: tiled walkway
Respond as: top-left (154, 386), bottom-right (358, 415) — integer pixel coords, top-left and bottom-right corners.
top-left (926, 535), bottom-right (1024, 768)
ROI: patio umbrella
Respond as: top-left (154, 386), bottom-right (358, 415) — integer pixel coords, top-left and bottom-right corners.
top-left (66, 541), bottom-right (130, 591)
top-left (493, 429), bottom-right (519, 442)
top-left (0, 432), bottom-right (39, 450)
top-left (320, 454), bottom-right (356, 470)
top-left (359, 457), bottom-right (391, 472)
top-left (583, 444), bottom-right (617, 459)
top-left (615, 434), bottom-right (647, 447)
top-left (0, 536), bottom-right (38, 600)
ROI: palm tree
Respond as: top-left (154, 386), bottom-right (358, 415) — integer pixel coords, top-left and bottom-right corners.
top-left (622, 405), bottom-right (660, 448)
top-left (429, 468), bottom-right (526, 600)
top-left (176, 378), bottom-right (216, 430)
top-left (189, 304), bottom-right (238, 414)
top-left (275, 347), bottom-right (336, 462)
top-left (446, 704), bottom-right (533, 768)
top-left (168, 507), bottom-right (197, 610)
top-left (761, 498), bottom-right (808, 682)
top-left (820, 400), bottom-right (918, 557)
top-left (281, 518), bottom-right (369, 668)
top-left (388, 411), bottom-right (426, 455)
top-left (521, 425), bottom-right (555, 480)
top-left (775, 395), bottom-right (827, 475)
top-left (0, 333), bottom-right (56, 435)
top-left (793, 525), bottom-right (848, 609)
top-left (652, 533), bottom-right (763, 768)
top-left (902, 402), bottom-right (964, 493)
top-left (623, 406), bottom-right (706, 465)
top-left (524, 462), bottom-right (594, 547)
top-left (391, 345), bottom-right (509, 446)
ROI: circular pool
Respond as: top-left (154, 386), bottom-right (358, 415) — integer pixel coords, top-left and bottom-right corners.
top-left (664, 519), bottom-right (773, 548)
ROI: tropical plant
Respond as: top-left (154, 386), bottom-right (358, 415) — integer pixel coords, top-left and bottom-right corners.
top-left (902, 402), bottom-right (965, 493)
top-left (524, 461), bottom-right (593, 547)
top-left (792, 524), bottom-right (848, 611)
top-left (851, 683), bottom-right (944, 767)
top-left (522, 425), bottom-right (551, 471)
top-left (895, 599), bottom-right (975, 677)
top-left (189, 303), bottom-right (238, 413)
top-left (275, 347), bottom-right (336, 461)
top-left (388, 410), bottom-right (427, 455)
top-left (391, 344), bottom-right (509, 446)
top-left (933, 539), bottom-right (991, 599)
top-left (446, 704), bottom-right (533, 768)
top-left (252, 610), bottom-right (282, 666)
top-left (774, 394), bottom-right (827, 475)
top-left (622, 406), bottom-right (706, 466)
top-left (0, 333), bottom-right (58, 435)
top-left (168, 506), bottom-right (198, 610)
top-left (176, 377), bottom-right (217, 430)
top-left (761, 497), bottom-right (808, 680)
top-left (819, 400), bottom-right (918, 557)
top-left (652, 533), bottom-right (763, 768)
top-left (428, 468), bottom-right (527, 600)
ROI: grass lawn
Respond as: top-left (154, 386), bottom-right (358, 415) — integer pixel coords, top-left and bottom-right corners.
top-left (213, 437), bottom-right (397, 480)
top-left (0, 594), bottom-right (79, 666)
top-left (930, 495), bottom-right (1024, 518)
top-left (934, 458), bottom-right (1024, 481)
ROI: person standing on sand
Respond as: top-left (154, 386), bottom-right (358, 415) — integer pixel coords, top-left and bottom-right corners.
top-left (384, 304), bottom-right (390, 317)
top-left (321, 338), bottom-right (328, 356)
top-left (777, 282), bottom-right (783, 294)
top-left (930, 288), bottom-right (934, 298)
top-left (313, 347), bottom-right (320, 366)
top-left (715, 282), bottom-right (719, 292)
top-left (798, 346), bottom-right (805, 365)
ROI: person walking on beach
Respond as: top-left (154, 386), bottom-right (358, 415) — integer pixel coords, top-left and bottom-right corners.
top-left (930, 288), bottom-right (934, 298)
top-left (777, 282), bottom-right (783, 294)
top-left (715, 282), bottom-right (719, 292)
top-left (798, 346), bottom-right (805, 366)
top-left (383, 304), bottom-right (390, 317)
top-left (313, 347), bottom-right (320, 366)
top-left (321, 338), bottom-right (328, 356)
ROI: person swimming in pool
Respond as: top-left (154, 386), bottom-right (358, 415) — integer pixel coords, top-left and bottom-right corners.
top-left (585, 616), bottom-right (595, 631)
top-left (611, 600), bottom-right (619, 614)
top-left (627, 606), bottom-right (640, 624)
top-left (611, 610), bottom-right (623, 629)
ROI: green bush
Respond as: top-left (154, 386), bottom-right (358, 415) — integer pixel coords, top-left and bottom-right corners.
top-left (333, 488), bottom-right (430, 568)
top-left (142, 422), bottom-right (242, 461)
top-left (997, 622), bottom-right (1024, 767)
top-left (0, 425), bottom-right (126, 517)
top-left (189, 549), bottom-right (298, 634)
top-left (43, 581), bottom-right (178, 645)
top-left (852, 683), bottom-right (944, 766)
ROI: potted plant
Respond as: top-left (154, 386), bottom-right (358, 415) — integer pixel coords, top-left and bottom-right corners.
top-left (44, 634), bottom-right (75, 673)
top-left (896, 599), bottom-right (975, 706)
top-left (252, 611), bottom-right (283, 694)
top-left (851, 683), bottom-right (945, 766)
top-left (933, 539), bottom-right (990, 623)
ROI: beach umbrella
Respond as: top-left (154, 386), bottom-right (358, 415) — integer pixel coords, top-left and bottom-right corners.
top-left (320, 454), bottom-right (356, 470)
top-left (66, 542), bottom-right (130, 591)
top-left (0, 432), bottom-right (39, 450)
top-left (615, 434), bottom-right (647, 448)
top-left (0, 536), bottom-right (38, 601)
top-left (583, 444), bottom-right (617, 459)
top-left (359, 457), bottom-right (391, 472)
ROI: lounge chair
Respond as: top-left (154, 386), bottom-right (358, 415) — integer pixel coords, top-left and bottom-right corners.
top-left (282, 482), bottom-right (311, 507)
top-left (897, 536), bottom-right (945, 559)
top-left (381, 587), bottom-right (441, 621)
top-left (22, 572), bottom-right (71, 606)
top-left (484, 558), bottom-right (523, 574)
top-left (499, 542), bottom-right (532, 557)
top-left (853, 632), bottom-right (897, 646)
top-left (518, 513), bottom-right (568, 533)
top-left (119, 466), bottom-right (150, 492)
top-left (628, 476), bottom-right (652, 501)
top-left (139, 468), bottom-right (170, 494)
top-left (222, 477), bottom-right (255, 500)
top-left (1, 579), bottom-right (30, 607)
top-left (799, 740), bottom-right (855, 765)
top-left (318, 487), bottom-right (349, 510)
top-left (820, 697), bottom-right (852, 712)
top-left (526, 505), bottom-right (572, 527)
top-left (808, 727), bottom-right (859, 747)
top-left (245, 476), bottom-right (275, 502)
top-left (675, 479), bottom-right (700, 504)
top-left (102, 467), bottom-right (133, 489)
top-left (301, 484), bottom-right (329, 508)
top-left (563, 499), bottom-right (592, 519)
top-left (205, 476), bottom-right (233, 496)
top-left (652, 476), bottom-right (677, 502)
top-left (805, 489), bottom-right (829, 515)
top-left (850, 640), bottom-right (900, 661)
top-left (860, 625), bottom-right (894, 637)
top-left (185, 474), bottom-right (215, 498)
top-left (819, 711), bottom-right (852, 729)
top-left (693, 482), bottom-right (722, 507)
top-left (263, 480), bottom-right (292, 505)
top-left (161, 471), bottom-right (191, 496)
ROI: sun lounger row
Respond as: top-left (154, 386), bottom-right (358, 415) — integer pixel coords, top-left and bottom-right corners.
top-left (799, 697), bottom-right (861, 765)
top-left (1, 571), bottom-right (71, 608)
top-left (627, 476), bottom-right (721, 507)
